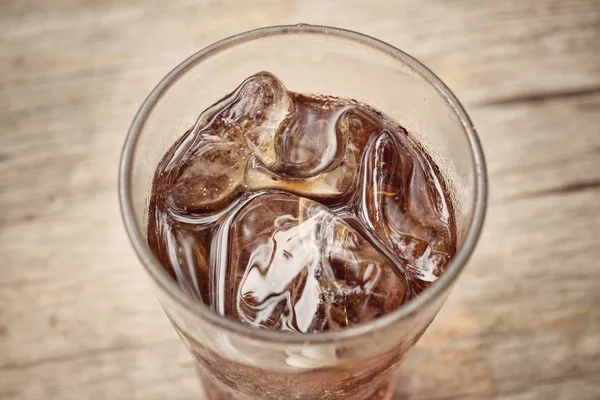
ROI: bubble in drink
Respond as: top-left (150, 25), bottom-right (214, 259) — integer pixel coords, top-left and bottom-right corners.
top-left (147, 71), bottom-right (456, 333)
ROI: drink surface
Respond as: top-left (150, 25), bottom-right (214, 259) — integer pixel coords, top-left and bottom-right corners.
top-left (148, 72), bottom-right (455, 334)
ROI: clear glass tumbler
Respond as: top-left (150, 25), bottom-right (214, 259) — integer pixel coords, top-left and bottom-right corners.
top-left (119, 25), bottom-right (487, 400)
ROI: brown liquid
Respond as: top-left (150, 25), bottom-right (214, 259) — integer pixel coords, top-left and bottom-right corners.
top-left (148, 72), bottom-right (455, 334)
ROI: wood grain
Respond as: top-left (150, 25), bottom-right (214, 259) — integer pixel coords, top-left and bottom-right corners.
top-left (1, 0), bottom-right (599, 399)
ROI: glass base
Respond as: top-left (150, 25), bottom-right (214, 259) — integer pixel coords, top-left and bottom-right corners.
top-left (197, 365), bottom-right (397, 400)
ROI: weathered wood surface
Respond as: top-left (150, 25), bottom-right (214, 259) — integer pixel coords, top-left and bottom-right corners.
top-left (1, 0), bottom-right (599, 399)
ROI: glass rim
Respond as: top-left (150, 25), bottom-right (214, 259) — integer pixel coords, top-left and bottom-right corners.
top-left (119, 24), bottom-right (487, 345)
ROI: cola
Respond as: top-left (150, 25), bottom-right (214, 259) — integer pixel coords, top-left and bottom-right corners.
top-left (147, 72), bottom-right (456, 397)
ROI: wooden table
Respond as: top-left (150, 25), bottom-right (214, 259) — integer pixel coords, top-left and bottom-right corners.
top-left (1, 1), bottom-right (599, 399)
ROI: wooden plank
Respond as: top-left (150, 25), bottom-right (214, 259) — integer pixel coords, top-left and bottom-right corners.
top-left (1, 0), bottom-right (599, 399)
top-left (1, 0), bottom-right (599, 105)
top-left (496, 372), bottom-right (600, 400)
top-left (0, 340), bottom-right (200, 400)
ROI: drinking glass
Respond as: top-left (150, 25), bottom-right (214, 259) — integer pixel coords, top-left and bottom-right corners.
top-left (119, 24), bottom-right (487, 400)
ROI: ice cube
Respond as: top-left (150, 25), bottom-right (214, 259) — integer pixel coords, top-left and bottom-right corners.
top-left (221, 192), bottom-right (408, 333)
top-left (357, 129), bottom-right (454, 287)
top-left (149, 219), bottom-right (211, 303)
top-left (166, 72), bottom-right (292, 211)
top-left (269, 95), bottom-right (348, 178)
top-left (193, 71), bottom-right (292, 165)
top-left (168, 142), bottom-right (245, 211)
top-left (245, 107), bottom-right (383, 204)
